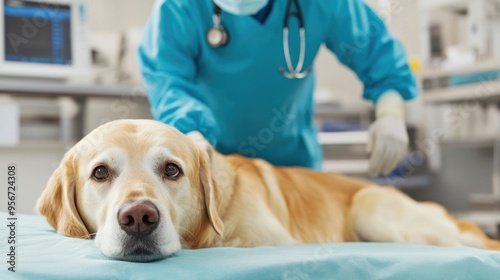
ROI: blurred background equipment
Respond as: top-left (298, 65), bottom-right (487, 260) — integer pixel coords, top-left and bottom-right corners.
top-left (0, 0), bottom-right (91, 81)
top-left (417, 0), bottom-right (500, 236)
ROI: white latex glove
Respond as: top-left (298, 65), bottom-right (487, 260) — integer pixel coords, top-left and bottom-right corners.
top-left (367, 91), bottom-right (409, 177)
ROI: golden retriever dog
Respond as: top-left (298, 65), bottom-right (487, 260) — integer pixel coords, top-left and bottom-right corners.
top-left (37, 119), bottom-right (500, 261)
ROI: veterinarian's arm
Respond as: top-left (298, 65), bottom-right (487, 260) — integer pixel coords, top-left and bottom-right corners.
top-left (324, 0), bottom-right (417, 176)
top-left (324, 0), bottom-right (417, 104)
top-left (138, 1), bottom-right (219, 145)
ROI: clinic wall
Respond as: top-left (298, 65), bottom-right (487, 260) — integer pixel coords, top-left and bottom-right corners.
top-left (88, 0), bottom-right (155, 33)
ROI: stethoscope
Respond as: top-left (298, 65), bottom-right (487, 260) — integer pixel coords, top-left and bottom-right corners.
top-left (206, 0), bottom-right (311, 79)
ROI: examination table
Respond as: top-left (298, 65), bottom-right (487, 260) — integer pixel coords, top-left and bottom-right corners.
top-left (1, 212), bottom-right (500, 279)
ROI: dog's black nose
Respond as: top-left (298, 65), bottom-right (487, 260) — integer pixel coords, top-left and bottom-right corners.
top-left (118, 201), bottom-right (159, 236)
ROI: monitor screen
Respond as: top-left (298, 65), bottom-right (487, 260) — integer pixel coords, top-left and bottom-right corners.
top-left (3, 0), bottom-right (72, 65)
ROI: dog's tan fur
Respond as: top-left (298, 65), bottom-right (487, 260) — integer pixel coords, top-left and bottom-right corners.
top-left (37, 120), bottom-right (500, 260)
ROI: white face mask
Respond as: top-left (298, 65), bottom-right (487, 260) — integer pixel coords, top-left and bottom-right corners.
top-left (213, 0), bottom-right (270, 16)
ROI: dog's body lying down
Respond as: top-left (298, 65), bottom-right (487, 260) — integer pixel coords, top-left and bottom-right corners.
top-left (37, 120), bottom-right (500, 261)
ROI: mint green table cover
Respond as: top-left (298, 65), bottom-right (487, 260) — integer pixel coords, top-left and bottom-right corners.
top-left (1, 213), bottom-right (500, 279)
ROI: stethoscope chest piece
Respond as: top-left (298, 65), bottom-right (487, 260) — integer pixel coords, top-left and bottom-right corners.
top-left (207, 4), bottom-right (228, 48)
top-left (207, 25), bottom-right (228, 48)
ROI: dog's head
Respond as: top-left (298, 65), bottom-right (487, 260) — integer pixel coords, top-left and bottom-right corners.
top-left (37, 120), bottom-right (224, 262)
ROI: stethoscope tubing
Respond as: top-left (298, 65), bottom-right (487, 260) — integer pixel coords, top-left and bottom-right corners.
top-left (209, 0), bottom-right (310, 79)
top-left (283, 0), bottom-right (304, 28)
top-left (213, 4), bottom-right (222, 27)
top-left (280, 0), bottom-right (310, 79)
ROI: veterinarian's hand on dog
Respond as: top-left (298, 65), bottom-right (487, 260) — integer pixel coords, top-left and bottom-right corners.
top-left (367, 91), bottom-right (409, 177)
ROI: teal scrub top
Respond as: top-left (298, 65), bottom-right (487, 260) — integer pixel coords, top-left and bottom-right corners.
top-left (138, 0), bottom-right (418, 170)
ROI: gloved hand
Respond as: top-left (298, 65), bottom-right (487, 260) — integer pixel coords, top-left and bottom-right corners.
top-left (367, 91), bottom-right (409, 177)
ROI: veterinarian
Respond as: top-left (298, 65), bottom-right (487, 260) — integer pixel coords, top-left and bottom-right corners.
top-left (138, 0), bottom-right (418, 176)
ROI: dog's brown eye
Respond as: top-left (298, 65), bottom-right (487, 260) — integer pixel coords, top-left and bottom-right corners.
top-left (93, 166), bottom-right (109, 181)
top-left (164, 163), bottom-right (181, 179)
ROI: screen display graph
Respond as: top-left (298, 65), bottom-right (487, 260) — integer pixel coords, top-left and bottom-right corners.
top-left (3, 0), bottom-right (72, 65)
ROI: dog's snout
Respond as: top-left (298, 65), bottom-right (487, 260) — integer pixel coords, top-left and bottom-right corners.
top-left (118, 201), bottom-right (159, 236)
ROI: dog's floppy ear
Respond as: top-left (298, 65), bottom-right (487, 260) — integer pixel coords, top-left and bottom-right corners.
top-left (187, 131), bottom-right (224, 235)
top-left (197, 145), bottom-right (224, 236)
top-left (37, 150), bottom-right (89, 238)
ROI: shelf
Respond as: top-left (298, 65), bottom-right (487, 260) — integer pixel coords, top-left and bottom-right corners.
top-left (419, 0), bottom-right (467, 11)
top-left (323, 159), bottom-right (369, 174)
top-left (371, 175), bottom-right (433, 190)
top-left (456, 211), bottom-right (500, 222)
top-left (443, 137), bottom-right (497, 148)
top-left (0, 141), bottom-right (73, 150)
top-left (421, 59), bottom-right (500, 80)
top-left (323, 160), bottom-right (432, 189)
top-left (455, 211), bottom-right (500, 237)
top-left (318, 131), bottom-right (368, 145)
top-left (0, 79), bottom-right (139, 98)
top-left (315, 102), bottom-right (371, 118)
top-left (422, 80), bottom-right (500, 104)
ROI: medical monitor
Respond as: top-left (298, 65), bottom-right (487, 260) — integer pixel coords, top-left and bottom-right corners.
top-left (0, 0), bottom-right (90, 79)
